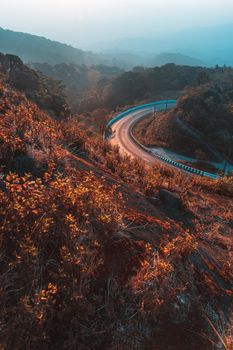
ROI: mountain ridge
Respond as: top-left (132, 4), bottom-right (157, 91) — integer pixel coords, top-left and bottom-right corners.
top-left (0, 27), bottom-right (206, 69)
top-left (0, 27), bottom-right (98, 65)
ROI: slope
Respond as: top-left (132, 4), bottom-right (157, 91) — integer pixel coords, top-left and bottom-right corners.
top-left (0, 70), bottom-right (232, 350)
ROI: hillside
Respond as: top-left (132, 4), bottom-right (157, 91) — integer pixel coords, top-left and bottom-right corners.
top-left (132, 111), bottom-right (218, 162)
top-left (0, 60), bottom-right (233, 349)
top-left (2, 23), bottom-right (233, 70)
top-left (133, 81), bottom-right (233, 164)
top-left (29, 63), bottom-right (219, 114)
top-left (0, 27), bottom-right (98, 65)
top-left (100, 24), bottom-right (233, 66)
top-left (94, 64), bottom-right (233, 110)
top-left (149, 52), bottom-right (205, 67)
top-left (0, 28), bottom-right (210, 71)
top-left (97, 50), bottom-right (205, 68)
top-left (0, 27), bottom-right (173, 70)
top-left (29, 62), bottom-right (123, 113)
top-left (0, 52), bottom-right (70, 118)
top-left (175, 83), bottom-right (233, 162)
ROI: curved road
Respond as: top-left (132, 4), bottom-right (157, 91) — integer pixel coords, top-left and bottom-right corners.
top-left (105, 101), bottom-right (218, 179)
top-left (110, 108), bottom-right (160, 164)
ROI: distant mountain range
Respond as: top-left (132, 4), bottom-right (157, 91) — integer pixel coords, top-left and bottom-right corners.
top-left (1, 25), bottom-right (233, 68)
top-left (0, 27), bottom-right (143, 68)
top-left (99, 49), bottom-right (205, 67)
top-left (0, 27), bottom-right (206, 69)
top-left (0, 27), bottom-right (99, 65)
top-left (98, 23), bottom-right (233, 67)
top-left (150, 53), bottom-right (204, 67)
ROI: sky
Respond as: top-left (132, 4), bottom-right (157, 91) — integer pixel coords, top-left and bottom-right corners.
top-left (1, 0), bottom-right (233, 49)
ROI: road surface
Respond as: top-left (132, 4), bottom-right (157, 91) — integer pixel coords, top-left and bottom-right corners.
top-left (110, 108), bottom-right (160, 164)
top-left (105, 101), bottom-right (218, 179)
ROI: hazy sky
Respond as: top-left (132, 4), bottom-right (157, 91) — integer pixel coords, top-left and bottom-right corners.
top-left (1, 0), bottom-right (233, 49)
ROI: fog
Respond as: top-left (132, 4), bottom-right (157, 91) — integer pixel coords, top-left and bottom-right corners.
top-left (1, 0), bottom-right (233, 49)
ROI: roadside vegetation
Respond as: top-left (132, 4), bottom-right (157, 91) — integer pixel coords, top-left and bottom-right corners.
top-left (132, 82), bottom-right (233, 175)
top-left (176, 82), bottom-right (233, 162)
top-left (30, 61), bottom-right (233, 115)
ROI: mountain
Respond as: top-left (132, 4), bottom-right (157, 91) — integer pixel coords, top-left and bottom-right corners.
top-left (0, 27), bottom-right (148, 69)
top-left (2, 24), bottom-right (233, 71)
top-left (149, 53), bottom-right (205, 67)
top-left (98, 49), bottom-right (146, 69)
top-left (91, 37), bottom-right (166, 54)
top-left (171, 23), bottom-right (233, 66)
top-left (0, 27), bottom-right (99, 65)
top-left (94, 46), bottom-right (205, 68)
top-left (97, 24), bottom-right (233, 67)
top-left (0, 27), bottom-right (206, 70)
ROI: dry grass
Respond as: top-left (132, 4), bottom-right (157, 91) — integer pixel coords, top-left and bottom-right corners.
top-left (0, 80), bottom-right (232, 349)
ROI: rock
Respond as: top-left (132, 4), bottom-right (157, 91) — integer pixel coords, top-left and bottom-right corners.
top-left (159, 189), bottom-right (183, 210)
top-left (169, 293), bottom-right (191, 324)
top-left (146, 196), bottom-right (158, 206)
top-left (11, 154), bottom-right (36, 176)
top-left (229, 219), bottom-right (233, 228)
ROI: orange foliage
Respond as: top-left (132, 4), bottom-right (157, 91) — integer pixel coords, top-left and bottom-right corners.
top-left (0, 79), bottom-right (232, 350)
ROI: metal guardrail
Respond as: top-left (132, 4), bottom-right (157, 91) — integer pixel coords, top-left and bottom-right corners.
top-left (106, 100), bottom-right (176, 128)
top-left (105, 100), bottom-right (218, 180)
top-left (150, 154), bottom-right (218, 179)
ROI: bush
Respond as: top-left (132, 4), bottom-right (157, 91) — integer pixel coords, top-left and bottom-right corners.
top-left (213, 174), bottom-right (233, 196)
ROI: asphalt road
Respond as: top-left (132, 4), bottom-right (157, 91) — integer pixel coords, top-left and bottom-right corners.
top-left (110, 108), bottom-right (159, 164)
top-left (106, 102), bottom-right (218, 179)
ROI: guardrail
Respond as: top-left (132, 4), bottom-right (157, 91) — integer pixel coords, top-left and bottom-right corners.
top-left (105, 100), bottom-right (218, 180)
top-left (106, 100), bottom-right (176, 128)
top-left (150, 154), bottom-right (218, 179)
